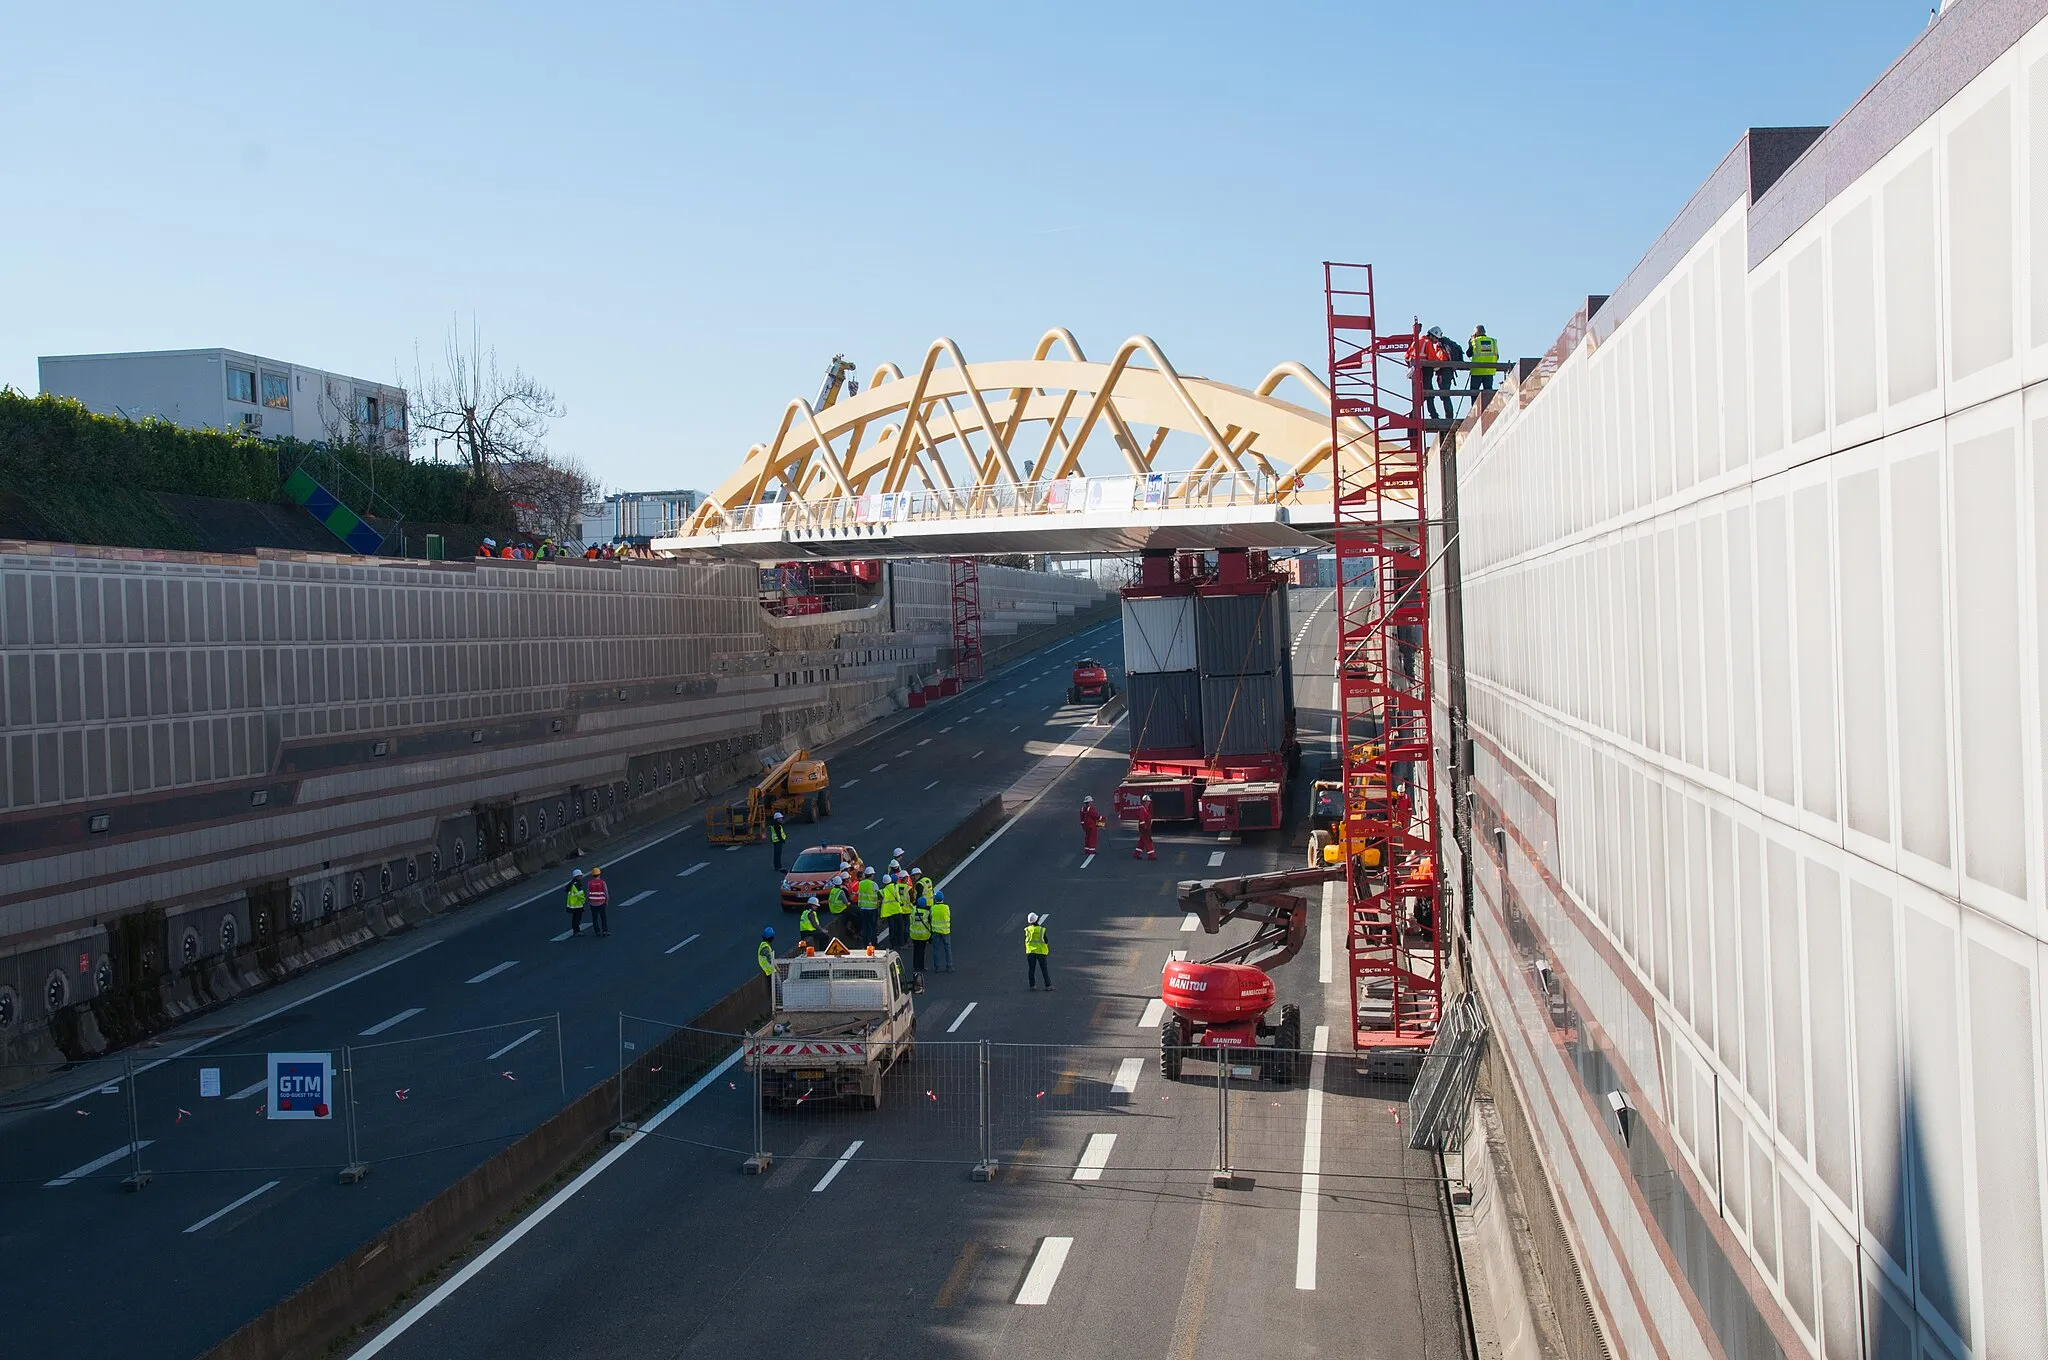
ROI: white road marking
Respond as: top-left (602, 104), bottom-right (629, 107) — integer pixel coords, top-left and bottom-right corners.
top-left (465, 961), bottom-right (518, 985)
top-left (1139, 998), bottom-right (1167, 1029)
top-left (350, 1047), bottom-right (743, 1356)
top-left (551, 929), bottom-right (575, 941)
top-left (1297, 1024), bottom-right (1331, 1291)
top-left (1110, 1057), bottom-right (1143, 1094)
top-left (1170, 950), bottom-right (1188, 962)
top-left (946, 1001), bottom-right (978, 1033)
top-left (864, 817), bottom-right (884, 830)
top-left (924, 780), bottom-right (939, 790)
top-left (918, 738), bottom-right (932, 746)
top-left (1010, 725), bottom-right (1020, 733)
top-left (665, 933), bottom-right (700, 954)
top-left (1207, 851), bottom-right (1226, 867)
top-left (971, 750), bottom-right (984, 759)
top-left (359, 1007), bottom-right (424, 1037)
top-left (45, 1141), bottom-right (154, 1187)
top-left (486, 1027), bottom-right (543, 1061)
top-left (1319, 878), bottom-right (1339, 986)
top-left (939, 726), bottom-right (952, 733)
top-left (842, 779), bottom-right (860, 788)
top-left (1016, 1236), bottom-right (1074, 1305)
top-left (871, 763), bottom-right (888, 772)
top-left (621, 889), bottom-right (656, 907)
top-left (1080, 853), bottom-right (1095, 869)
top-left (183, 1179), bottom-right (280, 1233)
top-left (677, 862), bottom-right (708, 877)
top-left (933, 721), bottom-right (1122, 897)
top-left (501, 823), bottom-right (695, 910)
top-left (812, 1139), bottom-right (864, 1192)
top-left (1181, 914), bottom-right (1200, 932)
top-left (226, 1079), bottom-right (267, 1101)
top-left (724, 845), bottom-right (741, 852)
top-left (1073, 1133), bottom-right (1118, 1182)
top-left (1215, 831), bottom-right (1231, 842)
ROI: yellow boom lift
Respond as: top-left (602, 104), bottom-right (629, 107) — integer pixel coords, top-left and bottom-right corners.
top-left (706, 749), bottom-right (833, 844)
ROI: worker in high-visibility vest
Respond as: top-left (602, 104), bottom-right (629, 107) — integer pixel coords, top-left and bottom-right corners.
top-left (907, 899), bottom-right (932, 975)
top-left (880, 871), bottom-right (911, 947)
top-left (929, 889), bottom-right (954, 973)
top-left (1467, 325), bottom-right (1500, 404)
top-left (757, 927), bottom-right (776, 975)
top-left (564, 869), bottom-right (588, 936)
top-left (855, 867), bottom-right (881, 946)
top-left (914, 867), bottom-right (934, 903)
top-left (1024, 913), bottom-right (1052, 991)
top-left (826, 875), bottom-right (852, 939)
top-left (798, 897), bottom-right (827, 952)
top-left (585, 866), bottom-right (611, 938)
top-left (768, 811), bottom-right (789, 871)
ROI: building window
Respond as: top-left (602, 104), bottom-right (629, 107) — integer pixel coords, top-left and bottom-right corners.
top-left (355, 393), bottom-right (379, 426)
top-left (227, 367), bottom-right (256, 404)
top-left (382, 402), bottom-right (404, 431)
top-left (261, 372), bottom-right (290, 409)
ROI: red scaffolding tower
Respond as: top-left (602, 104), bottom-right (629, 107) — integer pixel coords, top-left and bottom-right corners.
top-left (949, 557), bottom-right (984, 683)
top-left (1324, 263), bottom-right (1443, 1054)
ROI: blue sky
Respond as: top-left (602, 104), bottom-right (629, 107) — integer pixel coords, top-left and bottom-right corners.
top-left (0, 2), bottom-right (1931, 493)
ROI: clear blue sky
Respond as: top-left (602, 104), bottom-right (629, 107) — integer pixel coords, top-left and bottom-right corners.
top-left (0, 2), bottom-right (1931, 494)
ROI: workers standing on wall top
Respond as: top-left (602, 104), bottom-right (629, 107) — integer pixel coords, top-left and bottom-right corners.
top-left (1025, 913), bottom-right (1052, 991)
top-left (1134, 794), bottom-right (1157, 860)
top-left (1468, 325), bottom-right (1500, 405)
top-left (565, 868), bottom-right (588, 936)
top-left (769, 810), bottom-right (789, 871)
top-left (1080, 795), bottom-right (1105, 854)
top-left (585, 866), bottom-right (611, 938)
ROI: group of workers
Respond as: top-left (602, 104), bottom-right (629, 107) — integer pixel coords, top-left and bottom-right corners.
top-left (476, 537), bottom-right (655, 561)
top-left (1079, 792), bottom-right (1153, 859)
top-left (767, 848), bottom-right (955, 978)
top-left (1409, 324), bottom-right (1502, 424)
top-left (562, 866), bottom-right (611, 937)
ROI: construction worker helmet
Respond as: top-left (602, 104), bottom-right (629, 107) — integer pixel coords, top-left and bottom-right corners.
top-left (572, 868), bottom-right (585, 878)
top-left (761, 927), bottom-right (776, 940)
top-left (893, 847), bottom-right (905, 858)
top-left (806, 895), bottom-right (819, 906)
top-left (863, 866), bottom-right (876, 876)
top-left (911, 866), bottom-right (922, 876)
top-left (1026, 913), bottom-right (1040, 925)
top-left (1083, 795), bottom-right (1094, 804)
top-left (1141, 794), bottom-right (1152, 803)
top-left (1427, 325), bottom-right (1445, 339)
top-left (773, 811), bottom-right (784, 821)
top-left (591, 867), bottom-right (603, 876)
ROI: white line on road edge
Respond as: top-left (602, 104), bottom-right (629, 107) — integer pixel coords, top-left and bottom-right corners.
top-left (486, 1028), bottom-right (544, 1061)
top-left (1319, 878), bottom-right (1339, 986)
top-left (1139, 998), bottom-right (1166, 1029)
top-left (358, 1007), bottom-right (424, 1037)
top-left (184, 1179), bottom-right (280, 1233)
top-left (811, 1139), bottom-right (864, 1192)
top-left (465, 961), bottom-right (518, 985)
top-left (226, 1079), bottom-right (267, 1101)
top-left (665, 933), bottom-right (700, 955)
top-left (1080, 853), bottom-right (1095, 869)
top-left (946, 1001), bottom-right (978, 1033)
top-left (924, 780), bottom-right (939, 790)
top-left (1207, 851), bottom-right (1226, 867)
top-left (1016, 1236), bottom-right (1074, 1305)
top-left (677, 862), bottom-right (708, 877)
top-left (1110, 1057), bottom-right (1143, 1095)
top-left (864, 817), bottom-right (885, 830)
top-left (353, 1046), bottom-right (744, 1358)
top-left (621, 889), bottom-right (656, 907)
top-left (45, 1141), bottom-right (154, 1187)
top-left (504, 821), bottom-right (694, 908)
top-left (1072, 1133), bottom-right (1117, 1182)
top-left (1296, 1024), bottom-right (1330, 1291)
top-left (1180, 914), bottom-right (1200, 932)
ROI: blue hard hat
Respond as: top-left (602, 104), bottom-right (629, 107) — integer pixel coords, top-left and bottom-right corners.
top-left (761, 927), bottom-right (776, 940)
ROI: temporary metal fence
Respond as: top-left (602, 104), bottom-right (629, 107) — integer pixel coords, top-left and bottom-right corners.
top-left (1407, 992), bottom-right (1487, 1151)
top-left (5, 1016), bottom-right (566, 1192)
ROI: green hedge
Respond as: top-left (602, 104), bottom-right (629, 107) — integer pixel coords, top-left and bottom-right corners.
top-left (0, 389), bottom-right (509, 526)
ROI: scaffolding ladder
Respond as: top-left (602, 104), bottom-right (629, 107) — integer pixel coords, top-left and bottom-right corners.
top-left (1324, 263), bottom-right (1443, 1060)
top-left (949, 557), bottom-right (984, 683)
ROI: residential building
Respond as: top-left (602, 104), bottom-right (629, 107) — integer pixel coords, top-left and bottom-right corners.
top-left (38, 348), bottom-right (409, 456)
top-left (577, 488), bottom-right (703, 543)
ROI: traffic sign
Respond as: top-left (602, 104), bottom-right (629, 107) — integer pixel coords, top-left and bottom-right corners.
top-left (267, 1052), bottom-right (334, 1120)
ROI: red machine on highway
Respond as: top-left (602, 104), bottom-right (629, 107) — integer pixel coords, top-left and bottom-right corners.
top-left (1067, 657), bottom-right (1116, 705)
top-left (1158, 866), bottom-right (1340, 1083)
top-left (1114, 548), bottom-right (1300, 833)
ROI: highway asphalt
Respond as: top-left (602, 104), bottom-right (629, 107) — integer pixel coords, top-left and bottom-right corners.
top-left (0, 614), bottom-right (1127, 1360)
top-left (345, 587), bottom-right (1473, 1360)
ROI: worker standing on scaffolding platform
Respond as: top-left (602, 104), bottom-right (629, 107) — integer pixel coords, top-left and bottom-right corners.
top-left (1409, 327), bottom-right (1461, 423)
top-left (1468, 325), bottom-right (1500, 406)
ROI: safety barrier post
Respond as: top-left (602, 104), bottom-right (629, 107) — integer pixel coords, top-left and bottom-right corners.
top-left (339, 1045), bottom-right (369, 1183)
top-left (971, 1038), bottom-right (998, 1182)
top-left (553, 1013), bottom-right (566, 1104)
top-left (741, 1042), bottom-right (772, 1175)
top-left (1211, 1059), bottom-right (1233, 1189)
top-left (120, 1052), bottom-right (151, 1191)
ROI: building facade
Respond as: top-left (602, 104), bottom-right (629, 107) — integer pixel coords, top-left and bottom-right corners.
top-left (577, 489), bottom-right (704, 544)
top-left (1435, 4), bottom-right (2048, 1358)
top-left (39, 349), bottom-right (408, 455)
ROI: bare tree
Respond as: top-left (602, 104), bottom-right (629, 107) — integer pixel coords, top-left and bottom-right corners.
top-left (500, 453), bottom-right (600, 540)
top-left (410, 321), bottom-right (564, 480)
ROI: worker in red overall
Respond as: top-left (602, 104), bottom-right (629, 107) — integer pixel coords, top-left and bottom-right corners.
top-left (1134, 794), bottom-right (1156, 860)
top-left (1080, 796), bottom-right (1105, 854)
top-left (585, 866), bottom-right (612, 937)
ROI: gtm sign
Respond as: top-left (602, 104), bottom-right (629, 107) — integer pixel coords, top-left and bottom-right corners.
top-left (267, 1051), bottom-right (334, 1121)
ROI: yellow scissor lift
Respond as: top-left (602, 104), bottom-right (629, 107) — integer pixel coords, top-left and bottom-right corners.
top-left (705, 748), bottom-right (834, 844)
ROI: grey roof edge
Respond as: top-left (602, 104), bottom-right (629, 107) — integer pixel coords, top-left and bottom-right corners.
top-left (1749, 0), bottom-right (2048, 267)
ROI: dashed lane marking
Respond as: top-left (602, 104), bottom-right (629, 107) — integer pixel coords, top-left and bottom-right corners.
top-left (551, 929), bottom-right (575, 941)
top-left (1073, 1133), bottom-right (1117, 1182)
top-left (895, 749), bottom-right (913, 758)
top-left (183, 1179), bottom-right (280, 1233)
top-left (45, 1141), bottom-right (153, 1188)
top-left (812, 1139), bottom-right (863, 1192)
top-left (678, 863), bottom-right (708, 877)
top-left (871, 764), bottom-right (888, 773)
top-left (842, 779), bottom-right (860, 788)
top-left (864, 817), bottom-right (885, 830)
top-left (665, 933), bottom-right (700, 955)
top-left (1180, 914), bottom-right (1200, 932)
top-left (1016, 1237), bottom-right (1074, 1305)
top-left (486, 1028), bottom-right (543, 1061)
top-left (971, 750), bottom-right (984, 759)
top-left (466, 961), bottom-right (518, 985)
top-left (622, 889), bottom-right (656, 907)
top-left (946, 1001), bottom-right (977, 1033)
top-left (1207, 851), bottom-right (1226, 867)
top-left (1110, 1058), bottom-right (1143, 1095)
top-left (359, 1007), bottom-right (424, 1037)
top-left (924, 780), bottom-right (940, 790)
top-left (1139, 998), bottom-right (1167, 1029)
top-left (918, 738), bottom-right (932, 746)
top-left (1080, 853), bottom-right (1095, 869)
top-left (1170, 950), bottom-right (1188, 962)
top-left (939, 726), bottom-right (952, 733)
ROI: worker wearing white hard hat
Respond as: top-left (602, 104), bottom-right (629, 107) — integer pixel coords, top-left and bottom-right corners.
top-left (1025, 912), bottom-right (1052, 990)
top-left (769, 808), bottom-right (790, 871)
top-left (1080, 794), bottom-right (1105, 855)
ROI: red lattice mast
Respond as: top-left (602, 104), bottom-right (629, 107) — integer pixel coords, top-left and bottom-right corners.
top-left (949, 557), bottom-right (984, 683)
top-left (1324, 263), bottom-right (1443, 1051)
